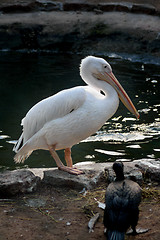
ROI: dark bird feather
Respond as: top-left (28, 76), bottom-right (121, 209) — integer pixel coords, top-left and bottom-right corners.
top-left (103, 162), bottom-right (141, 240)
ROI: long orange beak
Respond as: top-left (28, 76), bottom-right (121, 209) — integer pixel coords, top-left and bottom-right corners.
top-left (94, 71), bottom-right (140, 119)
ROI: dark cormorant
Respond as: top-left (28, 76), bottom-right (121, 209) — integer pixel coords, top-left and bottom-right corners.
top-left (103, 162), bottom-right (141, 240)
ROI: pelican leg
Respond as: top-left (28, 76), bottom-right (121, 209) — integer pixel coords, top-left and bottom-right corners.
top-left (64, 148), bottom-right (84, 175)
top-left (48, 145), bottom-right (64, 168)
top-left (64, 148), bottom-right (73, 167)
top-left (48, 146), bottom-right (84, 175)
top-left (64, 148), bottom-right (84, 174)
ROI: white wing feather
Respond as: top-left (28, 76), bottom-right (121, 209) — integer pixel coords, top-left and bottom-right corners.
top-left (16, 86), bottom-right (86, 147)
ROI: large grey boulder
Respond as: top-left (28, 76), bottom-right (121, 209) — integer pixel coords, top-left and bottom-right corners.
top-left (43, 167), bottom-right (105, 190)
top-left (134, 159), bottom-right (160, 182)
top-left (43, 161), bottom-right (143, 190)
top-left (0, 169), bottom-right (41, 196)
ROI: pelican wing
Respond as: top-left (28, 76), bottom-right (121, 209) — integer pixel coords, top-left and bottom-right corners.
top-left (22, 87), bottom-right (86, 142)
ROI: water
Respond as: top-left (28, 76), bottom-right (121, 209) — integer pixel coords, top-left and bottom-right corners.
top-left (0, 51), bottom-right (160, 171)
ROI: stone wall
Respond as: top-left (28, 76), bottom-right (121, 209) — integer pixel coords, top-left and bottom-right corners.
top-left (0, 1), bottom-right (160, 55)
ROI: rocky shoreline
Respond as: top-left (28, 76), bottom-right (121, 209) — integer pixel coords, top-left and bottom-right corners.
top-left (0, 159), bottom-right (159, 196)
top-left (0, 1), bottom-right (159, 197)
top-left (0, 1), bottom-right (160, 56)
top-left (0, 1), bottom-right (159, 15)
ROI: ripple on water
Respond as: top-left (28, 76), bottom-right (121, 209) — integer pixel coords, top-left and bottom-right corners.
top-left (95, 149), bottom-right (125, 156)
top-left (126, 145), bottom-right (141, 148)
top-left (82, 122), bottom-right (160, 143)
top-left (122, 117), bottom-right (137, 122)
top-left (154, 149), bottom-right (160, 152)
top-left (83, 132), bottom-right (152, 143)
top-left (0, 135), bottom-right (10, 140)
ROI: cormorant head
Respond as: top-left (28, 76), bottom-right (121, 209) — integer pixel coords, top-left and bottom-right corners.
top-left (113, 162), bottom-right (125, 181)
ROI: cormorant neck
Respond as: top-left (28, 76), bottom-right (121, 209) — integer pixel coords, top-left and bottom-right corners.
top-left (115, 172), bottom-right (125, 181)
top-left (113, 162), bottom-right (125, 181)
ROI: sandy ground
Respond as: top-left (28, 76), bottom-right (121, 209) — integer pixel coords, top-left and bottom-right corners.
top-left (0, 181), bottom-right (159, 240)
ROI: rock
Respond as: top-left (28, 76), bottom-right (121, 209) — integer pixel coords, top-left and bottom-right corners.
top-left (0, 2), bottom-right (35, 14)
top-left (25, 198), bottom-right (47, 208)
top-left (1, 160), bottom-right (157, 196)
top-left (0, 1), bottom-right (158, 16)
top-left (0, 1), bottom-right (63, 13)
top-left (0, 159), bottom-right (158, 196)
top-left (43, 163), bottom-right (106, 190)
top-left (134, 159), bottom-right (160, 182)
top-left (131, 3), bottom-right (156, 15)
top-left (63, 3), bottom-right (95, 12)
top-left (0, 169), bottom-right (41, 196)
top-left (35, 0), bottom-right (63, 12)
top-left (63, 2), bottom-right (156, 16)
top-left (29, 168), bottom-right (49, 179)
top-left (99, 2), bottom-right (132, 13)
top-left (43, 161), bottom-right (143, 189)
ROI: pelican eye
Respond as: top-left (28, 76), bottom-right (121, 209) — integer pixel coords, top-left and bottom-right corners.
top-left (100, 90), bottom-right (105, 96)
top-left (103, 64), bottom-right (112, 73)
top-left (103, 65), bottom-right (109, 72)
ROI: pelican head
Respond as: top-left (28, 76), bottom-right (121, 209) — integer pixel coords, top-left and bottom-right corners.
top-left (80, 56), bottom-right (139, 119)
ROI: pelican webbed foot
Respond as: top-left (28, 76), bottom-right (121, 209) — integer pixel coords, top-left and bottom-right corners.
top-left (58, 165), bottom-right (84, 175)
top-left (49, 146), bottom-right (84, 175)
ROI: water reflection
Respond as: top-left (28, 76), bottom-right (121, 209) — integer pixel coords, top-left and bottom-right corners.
top-left (0, 51), bottom-right (160, 170)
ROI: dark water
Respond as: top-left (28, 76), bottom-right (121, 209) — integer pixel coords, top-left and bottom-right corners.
top-left (0, 51), bottom-right (160, 171)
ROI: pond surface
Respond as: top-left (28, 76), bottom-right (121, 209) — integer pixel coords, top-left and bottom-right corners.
top-left (0, 51), bottom-right (160, 171)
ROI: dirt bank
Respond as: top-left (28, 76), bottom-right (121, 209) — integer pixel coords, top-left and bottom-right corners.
top-left (0, 181), bottom-right (160, 240)
top-left (0, 1), bottom-right (160, 56)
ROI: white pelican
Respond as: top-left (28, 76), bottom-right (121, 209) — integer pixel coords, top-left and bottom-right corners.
top-left (13, 56), bottom-right (139, 175)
